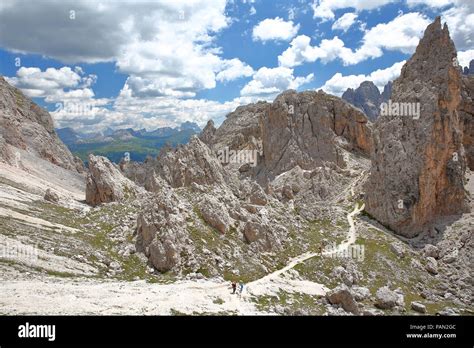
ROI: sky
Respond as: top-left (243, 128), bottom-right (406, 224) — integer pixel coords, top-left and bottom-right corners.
top-left (0, 0), bottom-right (473, 132)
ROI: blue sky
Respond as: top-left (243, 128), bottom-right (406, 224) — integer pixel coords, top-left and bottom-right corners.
top-left (0, 0), bottom-right (473, 132)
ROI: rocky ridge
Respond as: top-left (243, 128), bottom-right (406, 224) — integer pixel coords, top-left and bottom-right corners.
top-left (0, 76), bottom-right (84, 173)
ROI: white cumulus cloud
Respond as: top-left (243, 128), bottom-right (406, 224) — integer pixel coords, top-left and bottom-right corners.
top-left (458, 49), bottom-right (474, 68)
top-left (279, 13), bottom-right (430, 67)
top-left (312, 0), bottom-right (393, 21)
top-left (240, 66), bottom-right (314, 98)
top-left (216, 59), bottom-right (255, 83)
top-left (332, 13), bottom-right (358, 32)
top-left (252, 17), bottom-right (300, 42)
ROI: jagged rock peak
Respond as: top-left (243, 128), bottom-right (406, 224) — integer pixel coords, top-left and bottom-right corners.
top-left (198, 119), bottom-right (216, 146)
top-left (342, 81), bottom-right (381, 122)
top-left (155, 136), bottom-right (226, 188)
top-left (365, 17), bottom-right (468, 237)
top-left (398, 16), bottom-right (457, 84)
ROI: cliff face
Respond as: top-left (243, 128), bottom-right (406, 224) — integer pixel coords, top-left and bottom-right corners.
top-left (86, 154), bottom-right (143, 206)
top-left (365, 17), bottom-right (469, 237)
top-left (259, 90), bottom-right (372, 178)
top-left (460, 75), bottom-right (474, 170)
top-left (0, 76), bottom-right (83, 172)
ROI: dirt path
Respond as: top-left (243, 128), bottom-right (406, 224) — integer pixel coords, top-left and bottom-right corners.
top-left (245, 202), bottom-right (365, 297)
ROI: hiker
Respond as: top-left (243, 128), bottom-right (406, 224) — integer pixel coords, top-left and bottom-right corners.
top-left (238, 282), bottom-right (244, 297)
top-left (231, 281), bottom-right (237, 294)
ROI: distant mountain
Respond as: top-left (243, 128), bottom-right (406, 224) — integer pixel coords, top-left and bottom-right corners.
top-left (56, 127), bottom-right (82, 146)
top-left (342, 81), bottom-right (393, 121)
top-left (462, 59), bottom-right (474, 75)
top-left (180, 121), bottom-right (201, 132)
top-left (56, 122), bottom-right (201, 163)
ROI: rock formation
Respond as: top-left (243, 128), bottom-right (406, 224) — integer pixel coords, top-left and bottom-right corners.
top-left (86, 154), bottom-right (143, 206)
top-left (44, 188), bottom-right (60, 203)
top-left (0, 76), bottom-right (84, 172)
top-left (136, 185), bottom-right (191, 272)
top-left (207, 102), bottom-right (267, 153)
top-left (155, 136), bottom-right (227, 188)
top-left (365, 17), bottom-right (469, 237)
top-left (198, 120), bottom-right (216, 146)
top-left (259, 90), bottom-right (372, 179)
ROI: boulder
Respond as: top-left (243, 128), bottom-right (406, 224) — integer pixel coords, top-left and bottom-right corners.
top-left (390, 243), bottom-right (405, 258)
top-left (243, 221), bottom-right (272, 251)
top-left (198, 197), bottom-right (231, 234)
top-left (425, 257), bottom-right (439, 275)
top-left (442, 249), bottom-right (458, 264)
top-left (248, 183), bottom-right (268, 206)
top-left (411, 301), bottom-right (427, 314)
top-left (423, 244), bottom-right (440, 259)
top-left (375, 286), bottom-right (402, 309)
top-left (44, 188), bottom-right (60, 203)
top-left (351, 286), bottom-right (371, 302)
top-left (326, 284), bottom-right (360, 314)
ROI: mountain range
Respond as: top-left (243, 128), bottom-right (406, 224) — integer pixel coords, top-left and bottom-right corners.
top-left (56, 122), bottom-right (201, 163)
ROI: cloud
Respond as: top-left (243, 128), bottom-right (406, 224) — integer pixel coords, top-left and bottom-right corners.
top-left (331, 13), bottom-right (358, 32)
top-left (216, 59), bottom-right (255, 83)
top-left (0, 0), bottom-right (254, 99)
top-left (6, 66), bottom-right (98, 101)
top-left (240, 66), bottom-right (314, 98)
top-left (51, 81), bottom-right (246, 132)
top-left (6, 66), bottom-right (112, 130)
top-left (406, 0), bottom-right (474, 51)
top-left (252, 17), bottom-right (300, 42)
top-left (321, 60), bottom-right (406, 96)
top-left (458, 49), bottom-right (474, 67)
top-left (278, 35), bottom-right (349, 67)
top-left (441, 0), bottom-right (474, 51)
top-left (311, 0), bottom-right (393, 21)
top-left (279, 13), bottom-right (430, 67)
top-left (406, 0), bottom-right (453, 8)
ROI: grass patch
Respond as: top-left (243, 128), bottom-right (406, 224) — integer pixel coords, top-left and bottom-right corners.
top-left (252, 291), bottom-right (325, 315)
